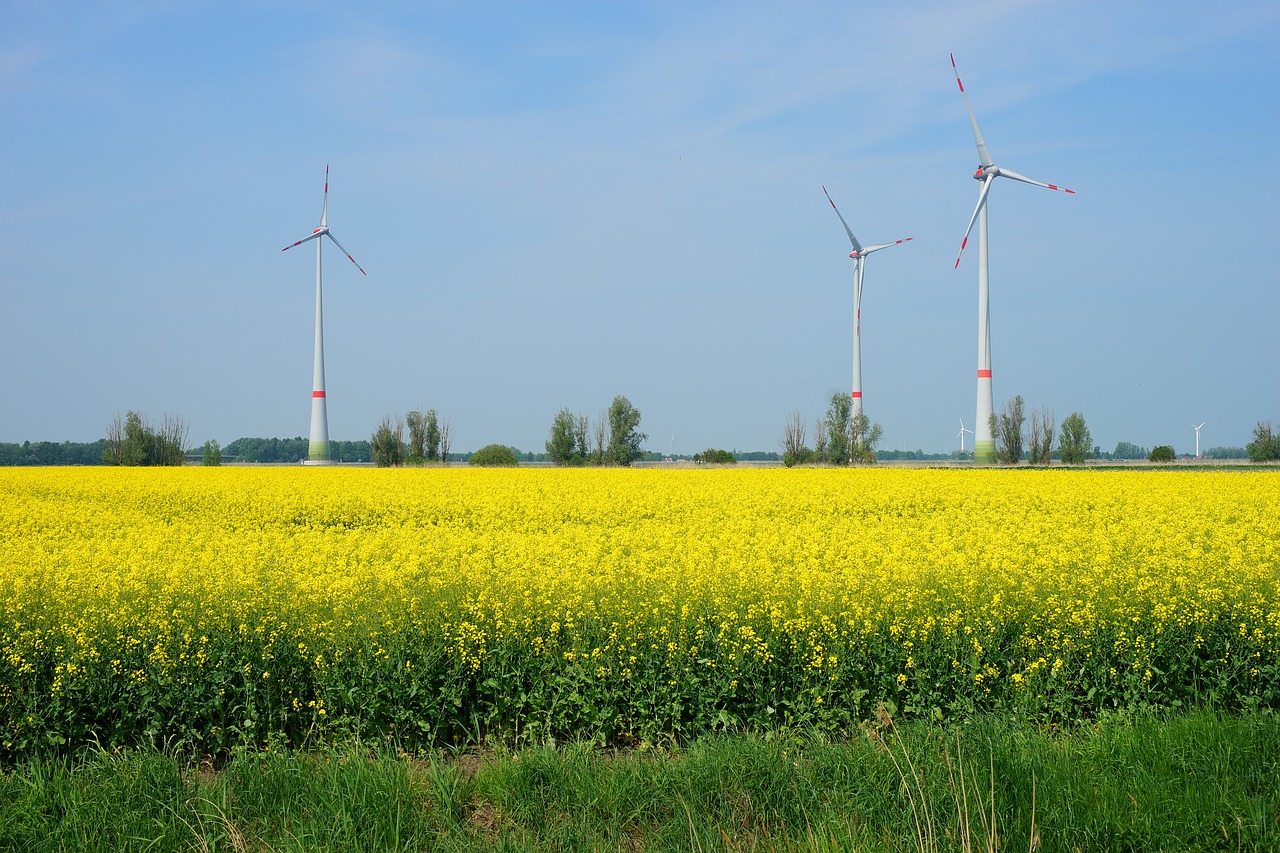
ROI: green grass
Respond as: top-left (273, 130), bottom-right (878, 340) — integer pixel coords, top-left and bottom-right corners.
top-left (0, 708), bottom-right (1276, 852)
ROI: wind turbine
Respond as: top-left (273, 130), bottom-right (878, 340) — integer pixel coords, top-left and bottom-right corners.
top-left (822, 186), bottom-right (912, 418)
top-left (950, 54), bottom-right (1075, 463)
top-left (957, 417), bottom-right (973, 454)
top-left (282, 165), bottom-right (366, 465)
top-left (1192, 422), bottom-right (1205, 458)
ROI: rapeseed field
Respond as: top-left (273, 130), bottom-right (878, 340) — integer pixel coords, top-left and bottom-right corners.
top-left (1, 467), bottom-right (1276, 761)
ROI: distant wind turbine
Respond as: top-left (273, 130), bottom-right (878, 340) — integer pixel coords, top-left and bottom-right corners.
top-left (1192, 422), bottom-right (1205, 458)
top-left (282, 165), bottom-right (366, 465)
top-left (957, 418), bottom-right (974, 454)
top-left (950, 54), bottom-right (1075, 463)
top-left (822, 186), bottom-right (912, 418)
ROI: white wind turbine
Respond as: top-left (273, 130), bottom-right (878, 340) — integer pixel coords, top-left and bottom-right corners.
top-left (1192, 422), bottom-right (1205, 458)
top-left (951, 54), bottom-right (1075, 463)
top-left (957, 417), bottom-right (974, 454)
top-left (822, 186), bottom-right (912, 418)
top-left (282, 165), bottom-right (366, 465)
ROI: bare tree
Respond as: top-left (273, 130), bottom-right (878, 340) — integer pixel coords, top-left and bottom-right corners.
top-left (438, 417), bottom-right (454, 463)
top-left (781, 410), bottom-right (808, 464)
top-left (813, 418), bottom-right (829, 463)
top-left (1028, 406), bottom-right (1056, 466)
top-left (104, 413), bottom-right (126, 465)
top-left (574, 414), bottom-right (590, 462)
top-left (160, 414), bottom-right (190, 466)
top-left (991, 395), bottom-right (1025, 464)
top-left (593, 410), bottom-right (608, 466)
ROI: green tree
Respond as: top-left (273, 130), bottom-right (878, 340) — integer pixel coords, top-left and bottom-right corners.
top-left (693, 448), bottom-right (736, 464)
top-left (849, 411), bottom-right (884, 465)
top-left (424, 409), bottom-right (441, 462)
top-left (605, 395), bottom-right (646, 466)
top-left (370, 415), bottom-right (404, 467)
top-left (438, 417), bottom-right (454, 463)
top-left (1149, 445), bottom-right (1176, 462)
top-left (991, 395), bottom-right (1025, 464)
top-left (201, 439), bottom-right (222, 466)
top-left (1247, 421), bottom-right (1279, 462)
top-left (405, 410), bottom-right (427, 464)
top-left (823, 394), bottom-right (853, 465)
top-left (546, 408), bottom-right (578, 466)
top-left (1058, 412), bottom-right (1092, 464)
top-left (468, 444), bottom-right (519, 466)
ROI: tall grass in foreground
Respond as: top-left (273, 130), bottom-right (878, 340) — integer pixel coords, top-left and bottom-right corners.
top-left (1, 709), bottom-right (1276, 852)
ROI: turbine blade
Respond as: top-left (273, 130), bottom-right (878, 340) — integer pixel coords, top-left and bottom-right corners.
top-left (324, 231), bottom-right (367, 276)
top-left (320, 164), bottom-right (330, 227)
top-left (951, 54), bottom-right (994, 169)
top-left (822, 185), bottom-right (863, 254)
top-left (282, 231), bottom-right (323, 252)
top-left (861, 237), bottom-right (914, 254)
top-left (955, 174), bottom-right (995, 269)
top-left (997, 167), bottom-right (1075, 194)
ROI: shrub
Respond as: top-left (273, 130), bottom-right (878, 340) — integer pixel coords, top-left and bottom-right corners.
top-left (1149, 445), bottom-right (1176, 462)
top-left (693, 449), bottom-right (736, 464)
top-left (468, 444), bottom-right (520, 467)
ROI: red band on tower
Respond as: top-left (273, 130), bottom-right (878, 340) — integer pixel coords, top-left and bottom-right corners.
top-left (977, 370), bottom-right (992, 378)
top-left (313, 391), bottom-right (326, 398)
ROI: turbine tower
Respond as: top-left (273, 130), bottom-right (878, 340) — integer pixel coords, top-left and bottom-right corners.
top-left (957, 417), bottom-right (973, 454)
top-left (822, 186), bottom-right (912, 418)
top-left (950, 54), bottom-right (1075, 463)
top-left (1192, 422), bottom-right (1205, 458)
top-left (282, 165), bottom-right (366, 465)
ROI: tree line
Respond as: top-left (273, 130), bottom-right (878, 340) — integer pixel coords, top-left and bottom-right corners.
top-left (545, 395), bottom-right (647, 467)
top-left (0, 440), bottom-right (110, 466)
top-left (224, 437), bottom-right (372, 464)
top-left (369, 409), bottom-right (455, 467)
top-left (1, 408), bottom-right (1274, 467)
top-left (983, 396), bottom-right (1092, 465)
top-left (780, 393), bottom-right (884, 467)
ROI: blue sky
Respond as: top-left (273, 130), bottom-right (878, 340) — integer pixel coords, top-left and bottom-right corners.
top-left (3, 0), bottom-right (1277, 456)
